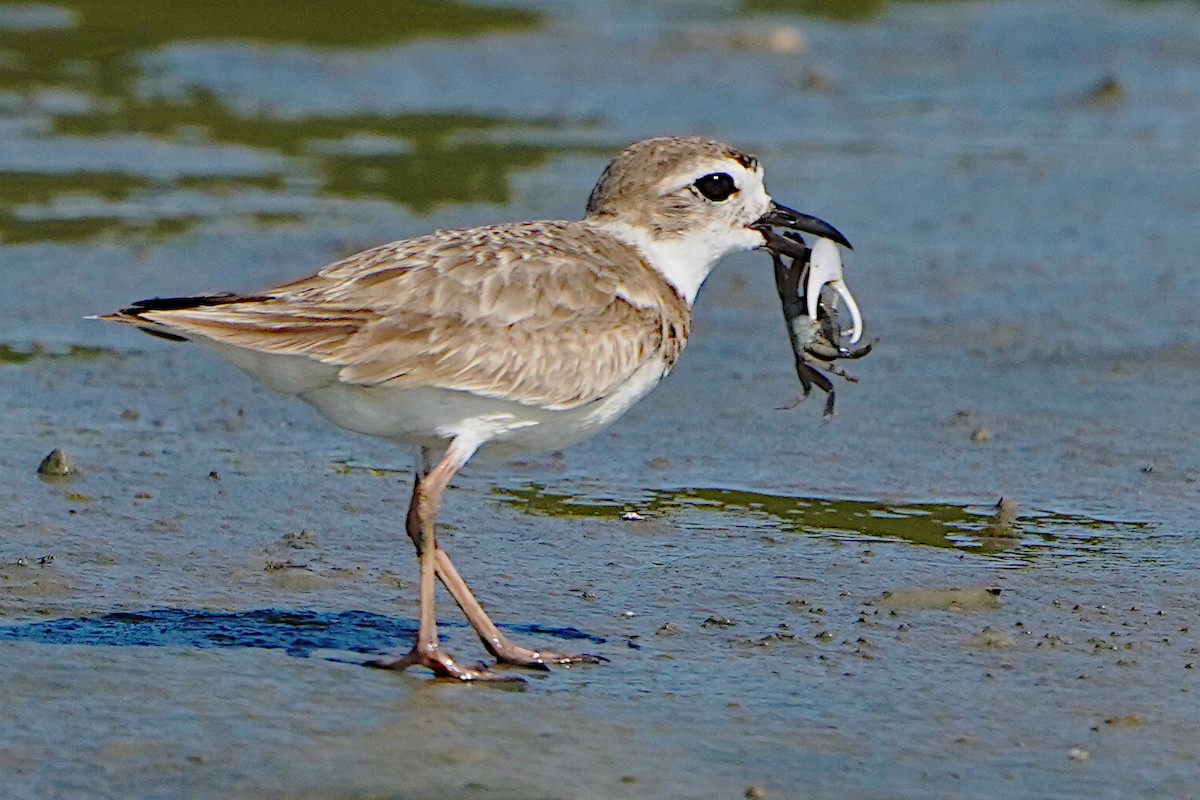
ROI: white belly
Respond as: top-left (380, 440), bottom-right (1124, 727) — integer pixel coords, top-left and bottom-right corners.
top-left (205, 340), bottom-right (669, 456)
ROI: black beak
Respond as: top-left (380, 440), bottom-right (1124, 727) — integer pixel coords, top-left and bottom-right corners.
top-left (751, 202), bottom-right (852, 251)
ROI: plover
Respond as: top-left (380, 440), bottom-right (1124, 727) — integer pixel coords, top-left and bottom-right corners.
top-left (100, 136), bottom-right (857, 682)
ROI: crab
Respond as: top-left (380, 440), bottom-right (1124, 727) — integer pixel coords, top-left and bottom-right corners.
top-left (764, 231), bottom-right (874, 417)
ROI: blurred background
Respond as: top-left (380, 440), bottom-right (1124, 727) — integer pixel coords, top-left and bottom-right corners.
top-left (2, 1), bottom-right (1199, 798)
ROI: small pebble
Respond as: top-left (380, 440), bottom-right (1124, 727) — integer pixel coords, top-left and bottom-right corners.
top-left (37, 448), bottom-right (77, 477)
top-left (804, 68), bottom-right (837, 92)
top-left (745, 785), bottom-right (767, 799)
top-left (981, 497), bottom-right (1020, 538)
top-left (727, 22), bottom-right (808, 55)
top-left (1068, 747), bottom-right (1090, 761)
top-left (762, 24), bottom-right (806, 55)
top-left (1081, 74), bottom-right (1125, 105)
top-left (968, 628), bottom-right (1014, 648)
top-left (282, 529), bottom-right (318, 548)
top-left (970, 425), bottom-right (993, 443)
top-left (1103, 715), bottom-right (1142, 728)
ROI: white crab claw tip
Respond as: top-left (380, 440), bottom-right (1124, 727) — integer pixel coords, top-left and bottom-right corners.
top-left (831, 280), bottom-right (864, 345)
top-left (805, 238), bottom-right (844, 320)
top-left (804, 237), bottom-right (864, 345)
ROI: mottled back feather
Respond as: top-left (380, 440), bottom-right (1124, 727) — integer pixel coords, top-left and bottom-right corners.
top-left (105, 221), bottom-right (691, 411)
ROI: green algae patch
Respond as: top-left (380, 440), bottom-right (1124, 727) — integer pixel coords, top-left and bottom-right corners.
top-left (0, 0), bottom-right (549, 244)
top-left (0, 1), bottom-right (537, 86)
top-left (0, 343), bottom-right (118, 364)
top-left (496, 483), bottom-right (1152, 561)
top-left (2, 93), bottom-right (562, 242)
top-left (743, 0), bottom-right (974, 22)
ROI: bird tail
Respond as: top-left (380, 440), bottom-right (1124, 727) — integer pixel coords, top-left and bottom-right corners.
top-left (90, 293), bottom-right (269, 342)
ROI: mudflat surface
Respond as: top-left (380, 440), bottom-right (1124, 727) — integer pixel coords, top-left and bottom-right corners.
top-left (1, 1), bottom-right (1198, 798)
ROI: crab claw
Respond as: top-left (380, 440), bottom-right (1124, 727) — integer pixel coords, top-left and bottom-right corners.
top-left (806, 237), bottom-right (863, 345)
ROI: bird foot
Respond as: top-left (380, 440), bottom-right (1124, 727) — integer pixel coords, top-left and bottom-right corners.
top-left (491, 641), bottom-right (609, 670)
top-left (365, 645), bottom-right (525, 683)
top-left (540, 651), bottom-right (609, 667)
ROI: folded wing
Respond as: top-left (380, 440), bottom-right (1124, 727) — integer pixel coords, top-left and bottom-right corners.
top-left (101, 221), bottom-right (690, 411)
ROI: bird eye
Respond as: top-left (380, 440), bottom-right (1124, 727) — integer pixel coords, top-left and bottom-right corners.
top-left (693, 172), bottom-right (737, 202)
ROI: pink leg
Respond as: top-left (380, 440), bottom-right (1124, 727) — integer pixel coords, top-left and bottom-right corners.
top-left (365, 440), bottom-right (520, 682)
top-left (434, 547), bottom-right (605, 669)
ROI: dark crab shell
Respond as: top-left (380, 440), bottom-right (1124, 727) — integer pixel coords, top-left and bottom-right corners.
top-left (770, 239), bottom-right (874, 418)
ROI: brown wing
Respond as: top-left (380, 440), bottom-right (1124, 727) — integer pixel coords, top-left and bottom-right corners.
top-left (104, 221), bottom-right (690, 411)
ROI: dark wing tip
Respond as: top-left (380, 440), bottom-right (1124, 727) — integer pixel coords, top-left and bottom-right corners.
top-left (122, 293), bottom-right (270, 314)
top-left (136, 326), bottom-right (191, 342)
top-left (100, 293), bottom-right (273, 342)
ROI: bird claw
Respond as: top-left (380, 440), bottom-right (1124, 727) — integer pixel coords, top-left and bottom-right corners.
top-left (540, 651), bottom-right (610, 667)
top-left (491, 642), bottom-right (609, 670)
top-left (365, 646), bottom-right (526, 683)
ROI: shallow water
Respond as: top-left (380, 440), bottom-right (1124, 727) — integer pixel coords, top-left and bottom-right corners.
top-left (2, 1), bottom-right (1199, 798)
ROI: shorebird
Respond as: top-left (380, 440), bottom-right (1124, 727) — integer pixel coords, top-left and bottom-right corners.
top-left (100, 136), bottom-right (856, 681)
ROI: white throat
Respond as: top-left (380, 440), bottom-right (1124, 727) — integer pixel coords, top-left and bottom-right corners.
top-left (591, 220), bottom-right (763, 306)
